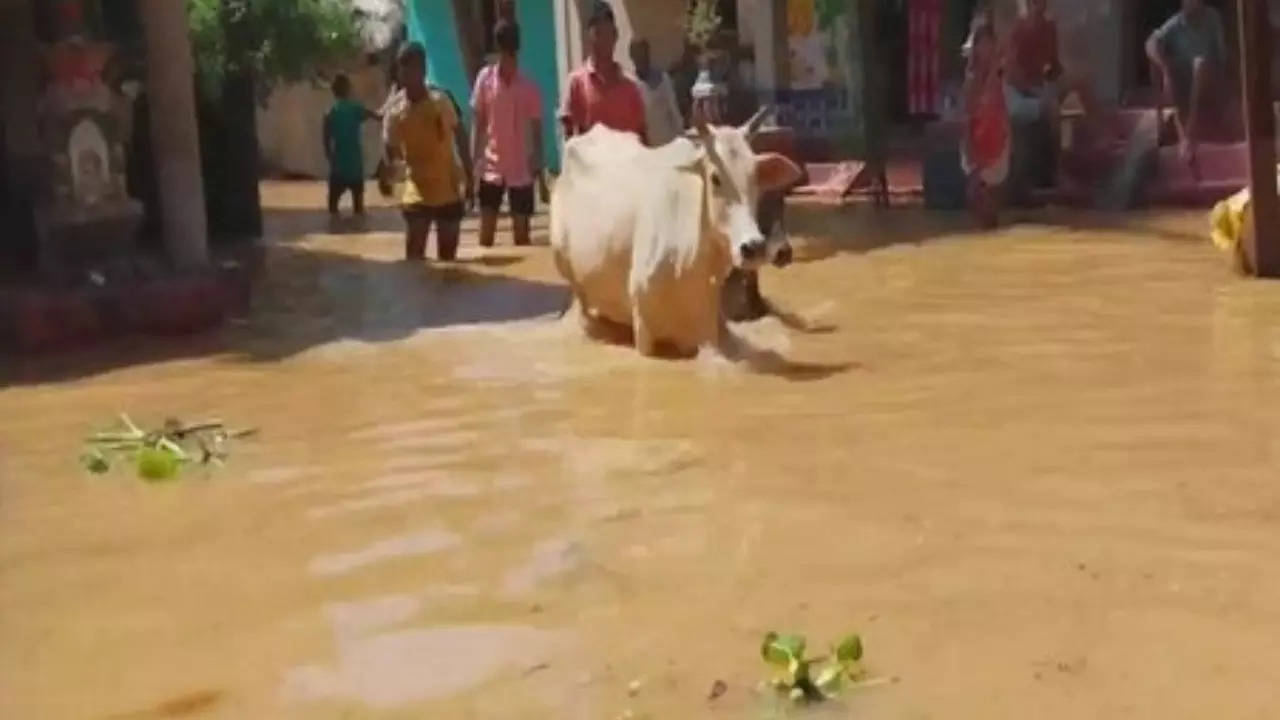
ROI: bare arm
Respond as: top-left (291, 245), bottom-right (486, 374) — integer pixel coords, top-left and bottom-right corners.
top-left (471, 105), bottom-right (488, 180)
top-left (1145, 34), bottom-right (1168, 73)
top-left (454, 116), bottom-right (474, 195)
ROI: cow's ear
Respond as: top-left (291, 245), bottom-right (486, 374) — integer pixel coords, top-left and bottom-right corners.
top-left (755, 153), bottom-right (803, 192)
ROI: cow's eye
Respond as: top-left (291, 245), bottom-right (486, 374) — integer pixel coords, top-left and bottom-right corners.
top-left (711, 173), bottom-right (723, 189)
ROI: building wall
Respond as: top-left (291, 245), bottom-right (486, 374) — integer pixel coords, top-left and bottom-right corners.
top-left (613, 0), bottom-right (688, 71)
top-left (516, 0), bottom-right (563, 174)
top-left (406, 0), bottom-right (563, 174)
top-left (256, 65), bottom-right (389, 179)
top-left (554, 0), bottom-right (687, 75)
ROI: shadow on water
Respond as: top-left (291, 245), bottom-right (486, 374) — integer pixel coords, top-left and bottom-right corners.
top-left (2, 235), bottom-right (570, 386)
top-left (264, 204), bottom-right (553, 246)
top-left (720, 330), bottom-right (858, 382)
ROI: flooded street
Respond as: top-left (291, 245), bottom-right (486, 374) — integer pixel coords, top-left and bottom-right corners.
top-left (4, 182), bottom-right (1280, 719)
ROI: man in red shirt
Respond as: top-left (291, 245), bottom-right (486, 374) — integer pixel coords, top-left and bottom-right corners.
top-left (558, 1), bottom-right (647, 143)
top-left (1005, 0), bottom-right (1102, 176)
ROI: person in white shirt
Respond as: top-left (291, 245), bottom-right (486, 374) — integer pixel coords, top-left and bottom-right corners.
top-left (629, 38), bottom-right (683, 146)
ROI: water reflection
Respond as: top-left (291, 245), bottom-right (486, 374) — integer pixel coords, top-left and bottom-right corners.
top-left (4, 186), bottom-right (1280, 719)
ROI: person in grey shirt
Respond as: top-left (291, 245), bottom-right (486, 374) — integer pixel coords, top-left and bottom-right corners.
top-left (629, 39), bottom-right (683, 146)
top-left (1145, 0), bottom-right (1229, 171)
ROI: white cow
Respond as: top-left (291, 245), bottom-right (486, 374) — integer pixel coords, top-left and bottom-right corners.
top-left (550, 109), bottom-right (803, 358)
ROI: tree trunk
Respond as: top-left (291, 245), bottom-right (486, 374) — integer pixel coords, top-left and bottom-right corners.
top-left (216, 0), bottom-right (263, 241)
top-left (1237, 0), bottom-right (1279, 276)
top-left (139, 0), bottom-right (209, 268)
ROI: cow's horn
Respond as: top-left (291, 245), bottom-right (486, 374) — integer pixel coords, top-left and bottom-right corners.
top-left (741, 105), bottom-right (773, 138)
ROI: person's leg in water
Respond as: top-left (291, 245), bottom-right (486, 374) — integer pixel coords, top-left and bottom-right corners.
top-left (351, 180), bottom-right (366, 217)
top-left (435, 202), bottom-right (464, 260)
top-left (328, 176), bottom-right (344, 216)
top-left (437, 219), bottom-right (461, 260)
top-left (967, 173), bottom-right (1001, 229)
top-left (510, 184), bottom-right (534, 246)
top-left (405, 208), bottom-right (432, 260)
top-left (478, 181), bottom-right (503, 247)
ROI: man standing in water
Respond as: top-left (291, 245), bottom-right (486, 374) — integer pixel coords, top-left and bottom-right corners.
top-left (559, 1), bottom-right (646, 142)
top-left (1145, 0), bottom-right (1230, 171)
top-left (383, 42), bottom-right (474, 261)
top-left (472, 20), bottom-right (543, 247)
top-left (629, 38), bottom-right (683, 146)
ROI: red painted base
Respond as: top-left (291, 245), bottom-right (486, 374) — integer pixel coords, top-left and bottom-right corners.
top-left (2, 267), bottom-right (252, 354)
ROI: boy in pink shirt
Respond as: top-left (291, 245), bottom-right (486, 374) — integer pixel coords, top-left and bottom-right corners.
top-left (472, 20), bottom-right (544, 247)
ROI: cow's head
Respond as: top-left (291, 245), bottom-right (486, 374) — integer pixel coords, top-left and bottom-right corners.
top-left (690, 107), bottom-right (803, 270)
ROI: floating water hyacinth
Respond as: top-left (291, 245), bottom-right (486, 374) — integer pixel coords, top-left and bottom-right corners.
top-left (761, 630), bottom-right (872, 703)
top-left (80, 414), bottom-right (257, 482)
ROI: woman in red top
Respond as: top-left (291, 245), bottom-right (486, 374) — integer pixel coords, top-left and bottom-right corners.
top-left (961, 17), bottom-right (1009, 229)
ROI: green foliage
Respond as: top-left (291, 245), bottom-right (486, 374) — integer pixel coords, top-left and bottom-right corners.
top-left (761, 631), bottom-right (866, 704)
top-left (684, 0), bottom-right (721, 51)
top-left (186, 0), bottom-right (363, 101)
top-left (814, 0), bottom-right (844, 32)
top-left (80, 414), bottom-right (256, 481)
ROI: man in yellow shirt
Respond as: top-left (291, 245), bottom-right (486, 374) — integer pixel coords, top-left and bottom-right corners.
top-left (383, 42), bottom-right (475, 261)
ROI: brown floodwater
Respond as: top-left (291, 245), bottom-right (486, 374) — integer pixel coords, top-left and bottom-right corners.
top-left (4, 181), bottom-right (1280, 719)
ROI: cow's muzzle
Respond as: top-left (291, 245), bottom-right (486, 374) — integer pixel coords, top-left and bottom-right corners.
top-left (771, 243), bottom-right (793, 267)
top-left (738, 237), bottom-right (769, 266)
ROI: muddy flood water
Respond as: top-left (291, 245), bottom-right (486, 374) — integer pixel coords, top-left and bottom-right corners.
top-left (4, 182), bottom-right (1280, 719)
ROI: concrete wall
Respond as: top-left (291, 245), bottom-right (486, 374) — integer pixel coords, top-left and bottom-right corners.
top-left (256, 64), bottom-right (389, 179)
top-left (613, 0), bottom-right (688, 71)
top-left (555, 0), bottom-right (687, 74)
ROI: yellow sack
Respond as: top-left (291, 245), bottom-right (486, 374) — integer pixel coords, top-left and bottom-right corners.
top-left (1209, 185), bottom-right (1251, 254)
top-left (1208, 166), bottom-right (1280, 274)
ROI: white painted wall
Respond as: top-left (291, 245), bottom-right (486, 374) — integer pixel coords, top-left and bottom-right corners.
top-left (256, 64), bottom-right (389, 179)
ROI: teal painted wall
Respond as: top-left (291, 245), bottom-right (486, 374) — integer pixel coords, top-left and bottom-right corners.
top-left (405, 0), bottom-right (562, 173)
top-left (516, 0), bottom-right (561, 173)
top-left (406, 0), bottom-right (473, 127)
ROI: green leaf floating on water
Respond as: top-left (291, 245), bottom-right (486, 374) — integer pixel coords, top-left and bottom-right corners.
top-left (80, 450), bottom-right (111, 474)
top-left (137, 447), bottom-right (183, 482)
top-left (835, 633), bottom-right (863, 664)
top-left (762, 630), bottom-right (868, 703)
top-left (761, 632), bottom-right (806, 668)
top-left (81, 415), bottom-right (255, 482)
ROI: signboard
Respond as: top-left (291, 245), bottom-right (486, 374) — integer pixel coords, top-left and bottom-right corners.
top-left (778, 0), bottom-right (880, 158)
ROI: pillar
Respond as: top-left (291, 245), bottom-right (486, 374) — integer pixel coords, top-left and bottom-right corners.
top-left (1239, 0), bottom-right (1279, 277)
top-left (138, 0), bottom-right (207, 269)
top-left (751, 0), bottom-right (778, 95)
top-left (1, 0), bottom-right (41, 200)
